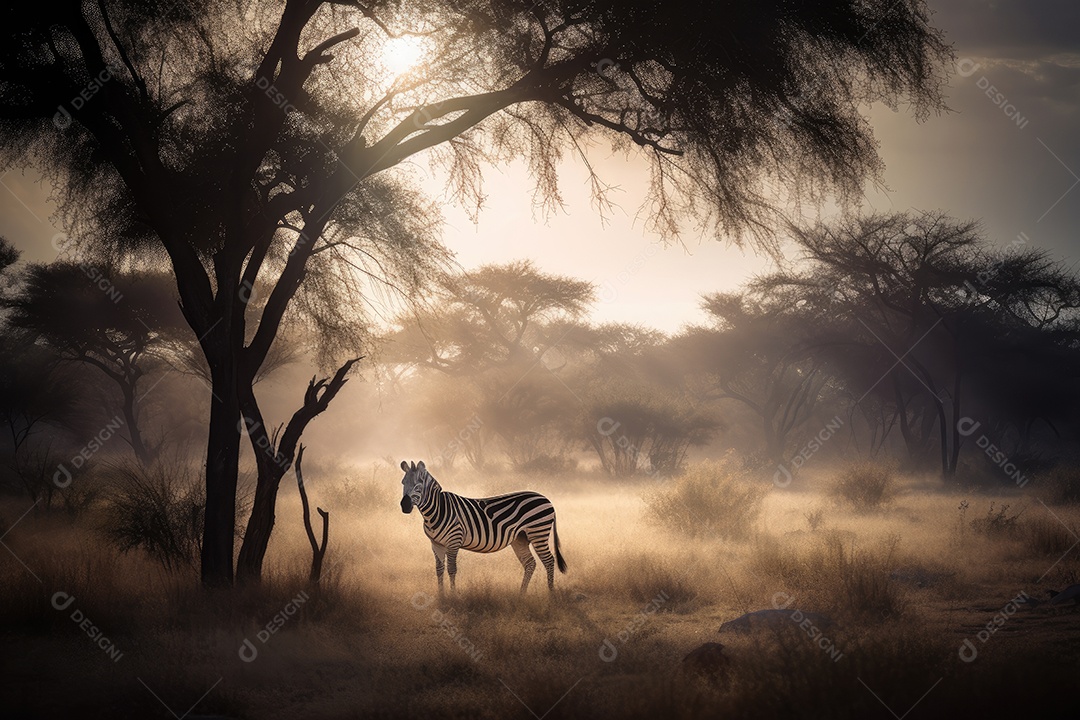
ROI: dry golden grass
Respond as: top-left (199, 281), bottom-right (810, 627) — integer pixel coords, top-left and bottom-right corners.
top-left (2, 462), bottom-right (1079, 719)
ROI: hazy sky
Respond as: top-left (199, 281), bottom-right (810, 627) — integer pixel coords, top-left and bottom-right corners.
top-left (2, 0), bottom-right (1077, 333)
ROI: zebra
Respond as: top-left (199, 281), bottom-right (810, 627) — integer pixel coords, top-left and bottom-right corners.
top-left (399, 460), bottom-right (567, 593)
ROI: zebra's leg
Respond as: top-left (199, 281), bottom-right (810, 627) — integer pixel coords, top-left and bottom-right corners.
top-left (511, 532), bottom-right (537, 594)
top-left (528, 527), bottom-right (557, 591)
top-left (446, 547), bottom-right (460, 591)
top-left (431, 542), bottom-right (447, 594)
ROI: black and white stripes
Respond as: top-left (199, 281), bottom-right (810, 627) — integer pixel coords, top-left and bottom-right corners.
top-left (399, 460), bottom-right (567, 593)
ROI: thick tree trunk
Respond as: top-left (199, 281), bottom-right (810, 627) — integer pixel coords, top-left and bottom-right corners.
top-left (234, 390), bottom-right (287, 584)
top-left (200, 358), bottom-right (241, 588)
top-left (236, 476), bottom-right (284, 582)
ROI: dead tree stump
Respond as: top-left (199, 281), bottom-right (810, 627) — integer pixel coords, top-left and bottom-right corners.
top-left (295, 445), bottom-right (329, 584)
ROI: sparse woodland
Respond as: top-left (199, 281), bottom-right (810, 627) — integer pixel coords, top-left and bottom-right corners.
top-left (1, 1), bottom-right (1078, 718)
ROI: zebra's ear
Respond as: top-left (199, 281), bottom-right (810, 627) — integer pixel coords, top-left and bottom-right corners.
top-left (410, 461), bottom-right (417, 471)
top-left (418, 461), bottom-right (426, 470)
top-left (400, 460), bottom-right (408, 472)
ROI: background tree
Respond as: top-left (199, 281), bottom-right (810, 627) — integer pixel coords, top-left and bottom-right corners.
top-left (388, 261), bottom-right (595, 374)
top-left (752, 212), bottom-right (1080, 479)
top-left (0, 0), bottom-right (950, 585)
top-left (5, 263), bottom-right (186, 464)
top-left (0, 332), bottom-right (85, 507)
top-left (674, 292), bottom-right (831, 464)
top-left (388, 261), bottom-right (594, 471)
top-left (574, 324), bottom-right (719, 476)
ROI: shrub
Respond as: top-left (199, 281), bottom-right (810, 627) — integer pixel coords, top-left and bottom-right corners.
top-left (969, 501), bottom-right (1024, 539)
top-left (643, 455), bottom-right (767, 539)
top-left (102, 459), bottom-right (207, 571)
top-left (831, 461), bottom-right (895, 510)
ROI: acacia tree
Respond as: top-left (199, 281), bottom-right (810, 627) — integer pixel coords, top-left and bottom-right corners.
top-left (675, 292), bottom-right (831, 463)
top-left (757, 212), bottom-right (1080, 478)
top-left (387, 261), bottom-right (594, 469)
top-left (0, 0), bottom-right (950, 585)
top-left (388, 261), bottom-right (595, 374)
top-left (5, 263), bottom-right (185, 464)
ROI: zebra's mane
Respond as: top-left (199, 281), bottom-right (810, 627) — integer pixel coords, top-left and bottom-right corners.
top-left (419, 467), bottom-right (441, 492)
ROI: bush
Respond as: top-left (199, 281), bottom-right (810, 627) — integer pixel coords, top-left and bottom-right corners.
top-left (969, 501), bottom-right (1024, 539)
top-left (831, 461), bottom-right (895, 510)
top-left (643, 455), bottom-right (767, 539)
top-left (102, 460), bottom-right (206, 572)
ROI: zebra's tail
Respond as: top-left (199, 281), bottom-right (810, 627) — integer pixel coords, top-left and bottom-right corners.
top-left (553, 517), bottom-right (567, 574)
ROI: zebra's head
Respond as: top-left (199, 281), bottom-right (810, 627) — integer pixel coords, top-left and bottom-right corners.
top-left (399, 460), bottom-right (429, 514)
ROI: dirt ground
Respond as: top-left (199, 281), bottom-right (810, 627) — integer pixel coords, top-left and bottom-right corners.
top-left (2, 465), bottom-right (1078, 719)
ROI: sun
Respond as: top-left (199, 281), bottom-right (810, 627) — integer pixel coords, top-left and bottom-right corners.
top-left (382, 36), bottom-right (426, 77)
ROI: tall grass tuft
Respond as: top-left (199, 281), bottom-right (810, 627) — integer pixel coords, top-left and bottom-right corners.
top-left (749, 530), bottom-right (904, 620)
top-left (643, 456), bottom-right (767, 539)
top-left (1024, 515), bottom-right (1076, 556)
top-left (831, 460), bottom-right (895, 510)
top-left (823, 532), bottom-right (904, 620)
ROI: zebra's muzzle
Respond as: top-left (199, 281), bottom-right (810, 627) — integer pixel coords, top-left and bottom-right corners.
top-left (400, 495), bottom-right (413, 514)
